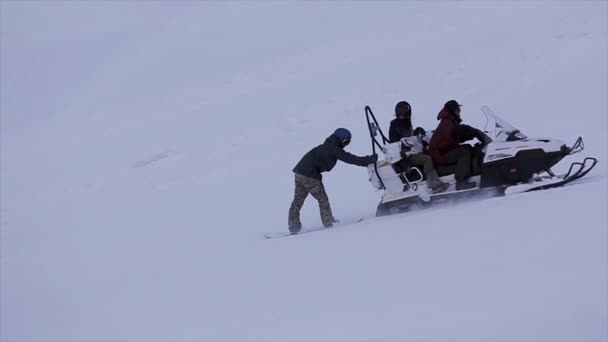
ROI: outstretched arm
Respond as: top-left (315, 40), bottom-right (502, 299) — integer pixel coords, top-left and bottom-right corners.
top-left (453, 124), bottom-right (481, 142)
top-left (454, 124), bottom-right (493, 145)
top-left (336, 148), bottom-right (376, 166)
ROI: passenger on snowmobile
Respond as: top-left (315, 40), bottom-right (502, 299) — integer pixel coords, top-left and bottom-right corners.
top-left (428, 100), bottom-right (492, 190)
top-left (288, 128), bottom-right (377, 233)
top-left (388, 101), bottom-right (448, 193)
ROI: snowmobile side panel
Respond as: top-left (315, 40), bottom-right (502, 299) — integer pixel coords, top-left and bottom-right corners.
top-left (480, 149), bottom-right (565, 188)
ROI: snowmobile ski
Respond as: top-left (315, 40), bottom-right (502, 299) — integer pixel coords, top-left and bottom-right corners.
top-left (505, 157), bottom-right (597, 195)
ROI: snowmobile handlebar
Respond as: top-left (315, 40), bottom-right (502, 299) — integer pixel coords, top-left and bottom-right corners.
top-left (567, 137), bottom-right (584, 155)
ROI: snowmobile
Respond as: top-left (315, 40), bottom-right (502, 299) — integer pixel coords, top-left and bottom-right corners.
top-left (365, 105), bottom-right (598, 216)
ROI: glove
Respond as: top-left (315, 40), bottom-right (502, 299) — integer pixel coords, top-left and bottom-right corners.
top-left (477, 129), bottom-right (493, 145)
top-left (400, 140), bottom-right (413, 155)
top-left (400, 141), bottom-right (414, 158)
top-left (369, 153), bottom-right (378, 164)
top-left (482, 133), bottom-right (493, 145)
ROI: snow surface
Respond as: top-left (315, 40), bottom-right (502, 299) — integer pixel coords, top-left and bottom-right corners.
top-left (1, 1), bottom-right (607, 341)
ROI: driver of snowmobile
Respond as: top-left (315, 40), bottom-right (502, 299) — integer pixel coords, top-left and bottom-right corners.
top-left (428, 100), bottom-right (492, 190)
top-left (388, 101), bottom-right (448, 193)
top-left (288, 128), bottom-right (377, 234)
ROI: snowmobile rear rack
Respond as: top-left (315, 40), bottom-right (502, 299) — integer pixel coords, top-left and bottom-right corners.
top-left (366, 105), bottom-right (389, 190)
top-left (365, 105), bottom-right (389, 149)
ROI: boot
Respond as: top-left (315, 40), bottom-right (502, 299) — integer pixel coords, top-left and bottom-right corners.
top-left (455, 180), bottom-right (476, 190)
top-left (289, 223), bottom-right (302, 234)
top-left (429, 181), bottom-right (449, 193)
top-left (427, 171), bottom-right (449, 193)
top-left (324, 217), bottom-right (339, 228)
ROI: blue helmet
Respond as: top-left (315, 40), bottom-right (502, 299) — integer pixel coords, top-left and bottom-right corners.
top-left (334, 128), bottom-right (351, 140)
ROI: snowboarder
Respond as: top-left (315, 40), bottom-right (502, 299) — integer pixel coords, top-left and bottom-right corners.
top-left (389, 101), bottom-right (448, 193)
top-left (428, 100), bottom-right (492, 190)
top-left (288, 128), bottom-right (377, 234)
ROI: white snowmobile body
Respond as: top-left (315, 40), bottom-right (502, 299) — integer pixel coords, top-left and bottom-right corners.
top-left (365, 105), bottom-right (597, 216)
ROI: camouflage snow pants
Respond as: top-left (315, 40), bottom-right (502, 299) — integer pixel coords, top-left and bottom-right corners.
top-left (288, 173), bottom-right (333, 232)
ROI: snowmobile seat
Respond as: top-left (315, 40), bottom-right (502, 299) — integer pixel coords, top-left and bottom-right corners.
top-left (435, 159), bottom-right (483, 177)
top-left (434, 146), bottom-right (485, 177)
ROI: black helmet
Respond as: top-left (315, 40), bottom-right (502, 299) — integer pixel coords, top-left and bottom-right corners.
top-left (395, 101), bottom-right (412, 119)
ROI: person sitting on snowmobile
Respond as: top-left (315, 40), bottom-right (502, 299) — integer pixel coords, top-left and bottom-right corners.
top-left (389, 101), bottom-right (448, 193)
top-left (288, 128), bottom-right (377, 234)
top-left (428, 100), bottom-right (492, 190)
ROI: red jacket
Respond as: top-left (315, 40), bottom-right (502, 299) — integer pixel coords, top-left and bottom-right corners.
top-left (428, 108), bottom-right (462, 165)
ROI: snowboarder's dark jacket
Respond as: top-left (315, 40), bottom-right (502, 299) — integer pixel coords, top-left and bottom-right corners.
top-left (388, 118), bottom-right (413, 143)
top-left (293, 134), bottom-right (373, 180)
top-left (428, 107), bottom-right (484, 165)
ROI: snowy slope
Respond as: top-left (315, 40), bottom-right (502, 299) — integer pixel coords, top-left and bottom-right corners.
top-left (1, 2), bottom-right (607, 341)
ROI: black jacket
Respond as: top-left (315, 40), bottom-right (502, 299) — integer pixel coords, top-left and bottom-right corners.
top-left (293, 134), bottom-right (373, 180)
top-left (389, 118), bottom-right (413, 143)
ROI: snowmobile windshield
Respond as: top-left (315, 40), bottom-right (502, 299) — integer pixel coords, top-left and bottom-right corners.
top-left (482, 105), bottom-right (527, 142)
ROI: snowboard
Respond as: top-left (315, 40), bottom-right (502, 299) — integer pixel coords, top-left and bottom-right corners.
top-left (264, 217), bottom-right (365, 239)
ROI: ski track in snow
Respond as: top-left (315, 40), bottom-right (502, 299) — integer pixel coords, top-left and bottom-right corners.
top-left (1, 1), bottom-right (607, 341)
